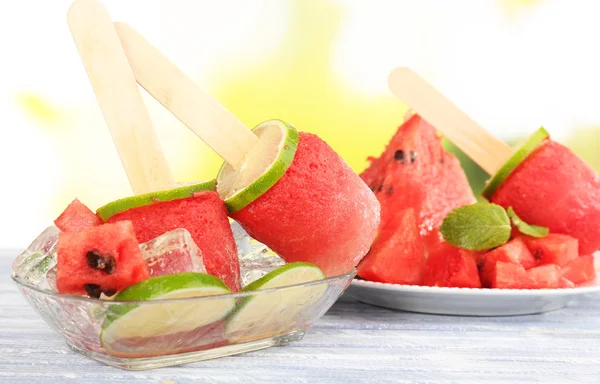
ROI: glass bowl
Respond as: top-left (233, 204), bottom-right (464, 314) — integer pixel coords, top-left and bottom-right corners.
top-left (12, 269), bottom-right (355, 370)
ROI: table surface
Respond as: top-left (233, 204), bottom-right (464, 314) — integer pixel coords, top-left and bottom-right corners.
top-left (1, 249), bottom-right (600, 384)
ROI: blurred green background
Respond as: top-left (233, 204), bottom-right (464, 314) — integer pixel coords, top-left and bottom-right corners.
top-left (1, 0), bottom-right (598, 247)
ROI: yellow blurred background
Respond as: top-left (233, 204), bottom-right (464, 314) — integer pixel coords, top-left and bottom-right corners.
top-left (1, 0), bottom-right (599, 248)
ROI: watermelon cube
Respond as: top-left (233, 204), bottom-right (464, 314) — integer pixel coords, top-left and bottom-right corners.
top-left (491, 262), bottom-right (528, 289)
top-left (479, 238), bottom-right (537, 288)
top-left (357, 209), bottom-right (425, 285)
top-left (562, 255), bottom-right (597, 285)
top-left (56, 221), bottom-right (149, 297)
top-left (523, 234), bottom-right (579, 266)
top-left (54, 199), bottom-right (102, 232)
top-left (423, 242), bottom-right (481, 288)
top-left (491, 262), bottom-right (563, 289)
top-left (526, 265), bottom-right (563, 289)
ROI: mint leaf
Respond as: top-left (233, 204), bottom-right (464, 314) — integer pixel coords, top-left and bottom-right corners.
top-left (440, 203), bottom-right (511, 251)
top-left (507, 206), bottom-right (549, 238)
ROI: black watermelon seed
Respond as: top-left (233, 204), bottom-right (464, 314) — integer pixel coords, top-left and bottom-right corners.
top-left (386, 186), bottom-right (394, 196)
top-left (394, 150), bottom-right (405, 164)
top-left (86, 250), bottom-right (116, 275)
top-left (84, 284), bottom-right (102, 298)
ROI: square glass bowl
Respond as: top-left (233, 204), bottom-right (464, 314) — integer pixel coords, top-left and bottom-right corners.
top-left (12, 269), bottom-right (354, 370)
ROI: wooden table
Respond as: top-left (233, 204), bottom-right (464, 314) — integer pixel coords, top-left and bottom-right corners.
top-left (1, 249), bottom-right (599, 383)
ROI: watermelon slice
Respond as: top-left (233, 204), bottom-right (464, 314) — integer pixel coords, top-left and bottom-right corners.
top-left (422, 242), bottom-right (481, 288)
top-left (56, 221), bottom-right (148, 297)
top-left (107, 191), bottom-right (241, 291)
top-left (357, 209), bottom-right (425, 285)
top-left (562, 255), bottom-right (596, 285)
top-left (490, 140), bottom-right (600, 255)
top-left (523, 234), bottom-right (579, 267)
top-left (54, 199), bottom-right (102, 232)
top-left (361, 114), bottom-right (476, 243)
top-left (479, 238), bottom-right (537, 288)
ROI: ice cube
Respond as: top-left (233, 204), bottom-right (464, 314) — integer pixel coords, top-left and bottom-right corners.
top-left (139, 229), bottom-right (206, 277)
top-left (233, 221), bottom-right (285, 287)
top-left (44, 266), bottom-right (58, 292)
top-left (12, 226), bottom-right (59, 287)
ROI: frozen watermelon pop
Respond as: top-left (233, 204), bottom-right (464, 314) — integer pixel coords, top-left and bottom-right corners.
top-left (67, 0), bottom-right (241, 290)
top-left (114, 23), bottom-right (380, 277)
top-left (388, 68), bottom-right (600, 255)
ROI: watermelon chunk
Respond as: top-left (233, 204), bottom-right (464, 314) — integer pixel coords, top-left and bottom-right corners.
top-left (107, 191), bottom-right (241, 291)
top-left (479, 238), bottom-right (537, 288)
top-left (523, 234), bottom-right (579, 266)
top-left (357, 209), bottom-right (425, 285)
top-left (54, 199), bottom-right (102, 232)
top-left (358, 115), bottom-right (476, 285)
top-left (562, 255), bottom-right (596, 285)
top-left (490, 262), bottom-right (528, 289)
top-left (491, 262), bottom-right (564, 289)
top-left (360, 114), bottom-right (476, 242)
top-left (526, 265), bottom-right (563, 289)
top-left (490, 140), bottom-right (600, 255)
top-left (56, 221), bottom-right (148, 297)
top-left (423, 242), bottom-right (481, 288)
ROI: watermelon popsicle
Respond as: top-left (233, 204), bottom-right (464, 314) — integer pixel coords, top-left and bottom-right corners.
top-left (67, 0), bottom-right (241, 290)
top-left (388, 68), bottom-right (600, 255)
top-left (114, 23), bottom-right (380, 277)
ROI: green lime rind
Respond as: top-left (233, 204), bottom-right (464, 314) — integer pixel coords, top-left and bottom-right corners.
top-left (440, 202), bottom-right (512, 251)
top-left (100, 273), bottom-right (232, 344)
top-left (507, 206), bottom-right (549, 238)
top-left (482, 127), bottom-right (550, 199)
top-left (96, 180), bottom-right (217, 221)
top-left (216, 119), bottom-right (299, 213)
top-left (242, 262), bottom-right (325, 293)
top-left (224, 262), bottom-right (326, 336)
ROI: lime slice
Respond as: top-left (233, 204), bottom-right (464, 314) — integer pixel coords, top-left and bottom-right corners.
top-left (224, 262), bottom-right (326, 342)
top-left (482, 127), bottom-right (550, 199)
top-left (97, 180), bottom-right (216, 221)
top-left (100, 273), bottom-right (235, 349)
top-left (217, 119), bottom-right (299, 213)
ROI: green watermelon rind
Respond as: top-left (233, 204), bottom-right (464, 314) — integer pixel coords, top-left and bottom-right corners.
top-left (100, 273), bottom-right (233, 347)
top-left (482, 127), bottom-right (550, 200)
top-left (216, 119), bottom-right (299, 213)
top-left (96, 180), bottom-right (217, 221)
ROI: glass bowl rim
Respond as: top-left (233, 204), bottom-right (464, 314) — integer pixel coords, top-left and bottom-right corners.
top-left (11, 269), bottom-right (356, 305)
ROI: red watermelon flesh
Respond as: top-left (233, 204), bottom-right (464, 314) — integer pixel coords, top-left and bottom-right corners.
top-left (56, 221), bottom-right (148, 297)
top-left (479, 238), bottom-right (537, 288)
top-left (491, 262), bottom-right (564, 289)
top-left (490, 140), bottom-right (600, 255)
top-left (232, 132), bottom-right (380, 278)
top-left (526, 265), bottom-right (563, 289)
top-left (522, 234), bottom-right (579, 267)
top-left (55, 199), bottom-right (102, 232)
top-left (360, 114), bottom-right (476, 241)
top-left (422, 242), bottom-right (481, 288)
top-left (562, 255), bottom-right (596, 285)
top-left (357, 209), bottom-right (425, 285)
top-left (107, 191), bottom-right (241, 291)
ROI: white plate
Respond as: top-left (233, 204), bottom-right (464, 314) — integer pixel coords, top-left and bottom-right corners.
top-left (345, 279), bottom-right (600, 316)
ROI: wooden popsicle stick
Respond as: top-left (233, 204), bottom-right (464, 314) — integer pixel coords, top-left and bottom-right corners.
top-left (114, 22), bottom-right (259, 170)
top-left (67, 0), bottom-right (173, 194)
top-left (388, 67), bottom-right (513, 175)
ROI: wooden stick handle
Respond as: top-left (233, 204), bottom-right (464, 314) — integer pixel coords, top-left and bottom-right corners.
top-left (67, 0), bottom-right (173, 194)
top-left (114, 22), bottom-right (259, 170)
top-left (388, 67), bottom-right (513, 175)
